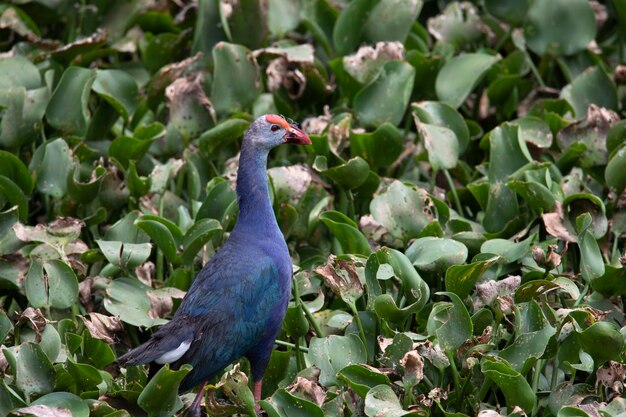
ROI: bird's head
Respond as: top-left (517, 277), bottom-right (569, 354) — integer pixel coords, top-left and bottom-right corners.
top-left (246, 114), bottom-right (312, 150)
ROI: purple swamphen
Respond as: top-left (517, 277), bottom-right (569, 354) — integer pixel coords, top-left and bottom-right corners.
top-left (118, 114), bottom-right (311, 416)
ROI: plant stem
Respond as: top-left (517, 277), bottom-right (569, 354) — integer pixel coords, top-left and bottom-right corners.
top-left (446, 350), bottom-right (461, 392)
top-left (531, 359), bottom-right (545, 393)
top-left (443, 169), bottom-right (464, 218)
top-left (350, 302), bottom-right (368, 358)
top-left (275, 339), bottom-right (309, 352)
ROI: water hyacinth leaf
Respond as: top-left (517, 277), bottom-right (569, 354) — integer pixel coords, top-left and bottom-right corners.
top-left (415, 122), bottom-right (460, 170)
top-left (46, 66), bottom-right (96, 136)
top-left (0, 151), bottom-right (33, 195)
top-left (199, 118), bottom-right (249, 157)
top-left (332, 0), bottom-right (376, 55)
top-left (104, 211), bottom-right (150, 243)
top-left (563, 193), bottom-right (607, 239)
top-left (484, 124), bottom-right (530, 232)
top-left (499, 324), bottom-right (556, 372)
top-left (220, 0), bottom-right (268, 49)
top-left (196, 178), bottom-right (237, 223)
top-left (0, 86), bottom-right (49, 149)
top-left (578, 322), bottom-right (624, 363)
top-left (412, 101), bottom-right (470, 153)
top-left (314, 255), bottom-right (363, 306)
top-left (481, 359), bottom-right (536, 414)
top-left (427, 1), bottom-right (483, 48)
top-left (96, 240), bottom-right (152, 270)
top-left (181, 218), bottom-right (223, 265)
top-left (0, 176), bottom-right (28, 221)
top-left (429, 292), bottom-right (472, 351)
top-left (576, 214), bottom-right (605, 281)
top-left (34, 138), bottom-right (72, 198)
top-left (166, 75), bottom-right (214, 141)
top-left (261, 388), bottom-right (324, 417)
top-left (362, 0), bottom-right (423, 43)
top-left (104, 277), bottom-right (167, 328)
top-left (43, 260), bottom-right (79, 309)
top-left (405, 237), bottom-right (468, 273)
top-left (134, 216), bottom-right (182, 265)
top-left (308, 334), bottom-right (367, 386)
top-left (508, 179), bottom-right (557, 213)
top-left (484, 0), bottom-right (529, 25)
top-left (364, 384), bottom-right (420, 417)
top-left (349, 123), bottom-right (404, 168)
top-left (267, 0), bottom-right (301, 37)
top-left (605, 145), bottom-right (626, 193)
top-left (337, 364), bottom-right (391, 399)
top-left (0, 54), bottom-right (41, 90)
top-left (590, 266), bottom-right (626, 297)
top-left (524, 0), bottom-right (596, 56)
top-left (353, 61), bottom-right (415, 128)
top-left (511, 117), bottom-right (553, 149)
top-left (370, 180), bottom-right (435, 242)
top-left (31, 392), bottom-right (89, 417)
top-left (560, 67), bottom-right (618, 118)
top-left (435, 53), bottom-right (500, 109)
top-left (66, 359), bottom-right (103, 391)
top-left (211, 42), bottom-right (262, 115)
top-left (315, 156), bottom-right (370, 190)
top-left (108, 136), bottom-right (154, 168)
top-left (445, 256), bottom-right (499, 299)
top-left (68, 165), bottom-right (106, 204)
top-left (92, 69), bottom-right (139, 121)
top-left (319, 211), bottom-right (371, 256)
top-left (480, 234), bottom-right (534, 263)
top-left (15, 342), bottom-right (56, 398)
top-left (138, 364), bottom-right (192, 417)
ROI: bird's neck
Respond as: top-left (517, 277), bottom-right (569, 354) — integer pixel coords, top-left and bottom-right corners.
top-left (234, 144), bottom-right (279, 235)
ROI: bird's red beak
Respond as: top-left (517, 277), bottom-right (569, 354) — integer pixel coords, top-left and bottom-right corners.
top-left (284, 125), bottom-right (312, 145)
top-left (265, 114), bottom-right (312, 145)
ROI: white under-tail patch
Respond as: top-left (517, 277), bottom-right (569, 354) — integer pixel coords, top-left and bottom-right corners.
top-left (155, 340), bottom-right (191, 364)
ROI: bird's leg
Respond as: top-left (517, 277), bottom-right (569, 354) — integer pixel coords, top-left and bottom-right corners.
top-left (253, 379), bottom-right (263, 413)
top-left (187, 381), bottom-right (208, 417)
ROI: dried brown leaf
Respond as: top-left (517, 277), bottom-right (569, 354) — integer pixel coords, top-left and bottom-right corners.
top-left (16, 307), bottom-right (47, 342)
top-left (596, 361), bottom-right (626, 395)
top-left (12, 405), bottom-right (72, 417)
top-left (314, 255), bottom-right (363, 306)
top-left (287, 376), bottom-right (326, 406)
top-left (135, 262), bottom-right (155, 287)
top-left (400, 350), bottom-right (424, 386)
top-left (542, 202), bottom-right (577, 243)
top-left (80, 313), bottom-right (123, 344)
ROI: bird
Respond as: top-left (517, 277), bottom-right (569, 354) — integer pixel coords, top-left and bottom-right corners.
top-left (118, 114), bottom-right (311, 416)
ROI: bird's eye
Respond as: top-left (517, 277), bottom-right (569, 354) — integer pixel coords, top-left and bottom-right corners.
top-left (271, 125), bottom-right (281, 132)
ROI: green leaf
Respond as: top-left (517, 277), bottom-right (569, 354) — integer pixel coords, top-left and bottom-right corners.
top-left (0, 176), bottom-right (28, 221)
top-left (211, 42), bottom-right (261, 115)
top-left (429, 292), bottom-right (472, 351)
top-left (369, 180), bottom-right (436, 242)
top-left (308, 334), bottom-right (367, 386)
top-left (332, 0), bottom-right (377, 55)
top-left (436, 53), bottom-right (500, 109)
top-left (34, 138), bottom-right (72, 198)
top-left (606, 144), bottom-right (626, 194)
top-left (499, 324), bottom-right (556, 373)
top-left (319, 210), bottom-right (371, 256)
top-left (261, 388), bottom-right (324, 417)
top-left (364, 384), bottom-right (420, 417)
top-left (46, 66), bottom-right (96, 136)
top-left (353, 61), bottom-right (415, 128)
top-left (337, 364), bottom-right (391, 399)
top-left (24, 259), bottom-right (79, 310)
top-left (138, 364), bottom-right (192, 417)
top-left (578, 321), bottom-right (624, 364)
top-left (314, 156), bottom-right (370, 190)
top-left (0, 86), bottom-right (49, 148)
top-left (405, 237), bottom-right (468, 273)
top-left (524, 0), bottom-right (596, 56)
top-left (104, 277), bottom-right (167, 328)
top-left (31, 392), bottom-right (89, 417)
top-left (484, 0), bottom-right (529, 25)
top-left (349, 123), bottom-right (404, 168)
top-left (134, 215), bottom-right (182, 265)
top-left (199, 118), bottom-right (249, 157)
top-left (445, 256), bottom-right (499, 299)
top-left (92, 69), bottom-right (139, 121)
top-left (560, 67), bottom-right (618, 118)
top-left (481, 358), bottom-right (536, 414)
top-left (66, 359), bottom-right (103, 391)
top-left (480, 234), bottom-right (535, 263)
top-left (181, 218), bottom-right (223, 266)
top-left (109, 136), bottom-right (154, 168)
top-left (576, 213), bottom-right (605, 281)
top-left (96, 240), bottom-right (152, 270)
top-left (15, 342), bottom-right (56, 398)
top-left (412, 101), bottom-right (469, 153)
top-left (362, 0), bottom-right (423, 43)
top-left (0, 54), bottom-right (41, 90)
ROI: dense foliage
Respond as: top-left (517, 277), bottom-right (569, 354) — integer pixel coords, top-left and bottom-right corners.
top-left (1, 0), bottom-right (626, 416)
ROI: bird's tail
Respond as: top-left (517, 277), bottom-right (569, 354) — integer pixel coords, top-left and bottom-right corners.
top-left (118, 340), bottom-right (161, 366)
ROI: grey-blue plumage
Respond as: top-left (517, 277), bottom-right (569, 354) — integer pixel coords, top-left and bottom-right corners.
top-left (118, 115), bottom-right (311, 411)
